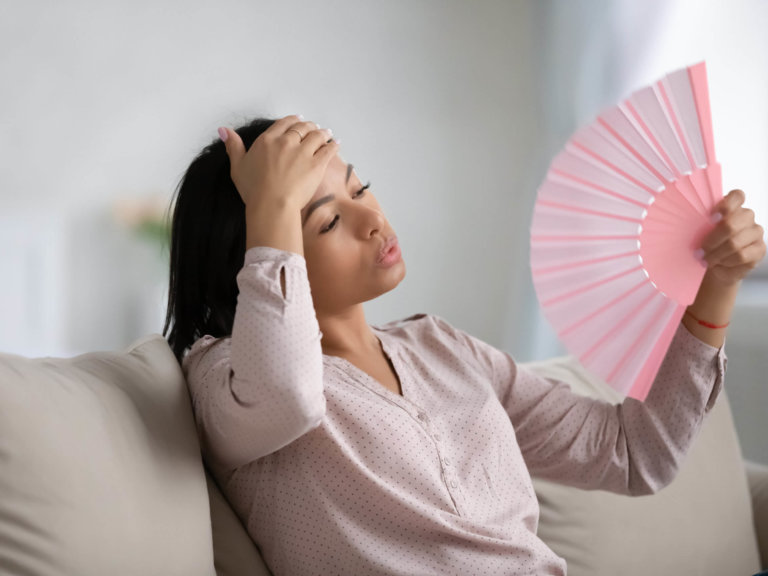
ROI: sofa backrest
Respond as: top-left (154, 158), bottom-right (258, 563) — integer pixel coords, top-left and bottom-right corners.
top-left (0, 335), bottom-right (216, 576)
top-left (2, 336), bottom-right (759, 576)
top-left (524, 354), bottom-right (761, 576)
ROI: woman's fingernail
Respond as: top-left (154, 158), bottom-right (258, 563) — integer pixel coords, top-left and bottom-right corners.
top-left (694, 248), bottom-right (706, 262)
top-left (217, 127), bottom-right (228, 142)
top-left (298, 113), bottom-right (305, 120)
top-left (710, 212), bottom-right (723, 224)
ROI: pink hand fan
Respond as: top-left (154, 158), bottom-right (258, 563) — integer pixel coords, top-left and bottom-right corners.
top-left (529, 61), bottom-right (722, 401)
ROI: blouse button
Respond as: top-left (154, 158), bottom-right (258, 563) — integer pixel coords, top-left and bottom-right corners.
top-left (417, 412), bottom-right (427, 421)
top-left (443, 457), bottom-right (451, 466)
top-left (433, 433), bottom-right (441, 442)
top-left (451, 480), bottom-right (458, 488)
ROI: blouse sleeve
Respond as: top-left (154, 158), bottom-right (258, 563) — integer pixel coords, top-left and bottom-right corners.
top-left (182, 246), bottom-right (326, 476)
top-left (432, 316), bottom-right (727, 495)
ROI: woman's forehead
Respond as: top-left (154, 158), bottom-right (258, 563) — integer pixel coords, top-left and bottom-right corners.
top-left (328, 154), bottom-right (350, 177)
top-left (302, 156), bottom-right (352, 208)
top-left (318, 156), bottom-right (354, 190)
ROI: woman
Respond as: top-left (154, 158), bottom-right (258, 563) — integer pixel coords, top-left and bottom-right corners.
top-left (164, 114), bottom-right (766, 575)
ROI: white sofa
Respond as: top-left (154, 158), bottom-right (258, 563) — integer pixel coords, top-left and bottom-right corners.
top-left (0, 334), bottom-right (766, 575)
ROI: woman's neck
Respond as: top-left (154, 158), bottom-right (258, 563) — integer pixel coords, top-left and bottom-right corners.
top-left (317, 304), bottom-right (381, 358)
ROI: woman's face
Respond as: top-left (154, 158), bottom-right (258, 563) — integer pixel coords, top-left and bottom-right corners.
top-left (300, 154), bottom-right (406, 315)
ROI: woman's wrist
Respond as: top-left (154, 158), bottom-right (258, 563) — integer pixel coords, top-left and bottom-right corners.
top-left (682, 273), bottom-right (740, 348)
top-left (683, 309), bottom-right (730, 329)
top-left (245, 202), bottom-right (304, 256)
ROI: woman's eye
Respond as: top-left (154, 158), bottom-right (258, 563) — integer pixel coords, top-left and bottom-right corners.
top-left (354, 181), bottom-right (371, 198)
top-left (321, 215), bottom-right (339, 233)
top-left (319, 182), bottom-right (372, 234)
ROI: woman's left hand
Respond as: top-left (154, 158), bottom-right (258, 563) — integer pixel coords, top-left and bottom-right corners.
top-left (697, 189), bottom-right (767, 286)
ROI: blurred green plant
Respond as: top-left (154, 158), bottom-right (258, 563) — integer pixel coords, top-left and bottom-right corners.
top-left (113, 194), bottom-right (173, 265)
top-left (134, 217), bottom-right (171, 250)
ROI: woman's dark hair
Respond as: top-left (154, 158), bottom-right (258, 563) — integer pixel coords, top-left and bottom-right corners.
top-left (163, 117), bottom-right (276, 362)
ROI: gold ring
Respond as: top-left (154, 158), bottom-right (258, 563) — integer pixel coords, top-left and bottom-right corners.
top-left (287, 128), bottom-right (304, 141)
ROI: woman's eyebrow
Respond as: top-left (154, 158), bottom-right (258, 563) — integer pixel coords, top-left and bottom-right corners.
top-left (301, 164), bottom-right (355, 227)
top-left (302, 195), bottom-right (334, 226)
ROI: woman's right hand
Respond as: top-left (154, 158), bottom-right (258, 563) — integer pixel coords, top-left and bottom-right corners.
top-left (218, 114), bottom-right (338, 213)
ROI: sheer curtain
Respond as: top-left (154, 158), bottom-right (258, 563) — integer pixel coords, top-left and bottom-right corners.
top-left (510, 0), bottom-right (768, 362)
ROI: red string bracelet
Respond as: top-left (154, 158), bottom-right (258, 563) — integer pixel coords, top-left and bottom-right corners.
top-left (684, 310), bottom-right (730, 329)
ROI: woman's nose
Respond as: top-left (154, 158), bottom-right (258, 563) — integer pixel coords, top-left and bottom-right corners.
top-left (356, 204), bottom-right (386, 238)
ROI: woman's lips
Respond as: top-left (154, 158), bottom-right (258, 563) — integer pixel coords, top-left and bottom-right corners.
top-left (377, 236), bottom-right (402, 266)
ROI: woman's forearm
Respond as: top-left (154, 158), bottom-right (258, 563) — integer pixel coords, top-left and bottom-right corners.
top-left (246, 201), bottom-right (304, 256)
top-left (682, 274), bottom-right (739, 348)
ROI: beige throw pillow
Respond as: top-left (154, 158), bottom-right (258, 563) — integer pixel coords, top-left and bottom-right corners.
top-left (0, 335), bottom-right (215, 576)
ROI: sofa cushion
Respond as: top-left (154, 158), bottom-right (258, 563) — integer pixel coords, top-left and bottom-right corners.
top-left (524, 355), bottom-right (760, 576)
top-left (0, 335), bottom-right (215, 576)
top-left (746, 459), bottom-right (768, 569)
top-left (205, 466), bottom-right (272, 576)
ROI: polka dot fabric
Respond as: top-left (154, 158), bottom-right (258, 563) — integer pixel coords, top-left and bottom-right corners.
top-left (183, 246), bottom-right (727, 576)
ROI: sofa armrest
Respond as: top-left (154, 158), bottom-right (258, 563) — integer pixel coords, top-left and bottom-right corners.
top-left (746, 459), bottom-right (768, 569)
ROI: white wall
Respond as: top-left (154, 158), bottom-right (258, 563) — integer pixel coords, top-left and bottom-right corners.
top-left (0, 0), bottom-right (538, 357)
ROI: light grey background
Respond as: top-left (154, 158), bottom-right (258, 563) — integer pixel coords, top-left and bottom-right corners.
top-left (0, 0), bottom-right (766, 462)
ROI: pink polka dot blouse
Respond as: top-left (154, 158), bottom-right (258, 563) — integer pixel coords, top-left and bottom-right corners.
top-left (182, 246), bottom-right (727, 576)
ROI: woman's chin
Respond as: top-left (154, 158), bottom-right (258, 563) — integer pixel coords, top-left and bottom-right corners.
top-left (370, 260), bottom-right (406, 300)
top-left (396, 259), bottom-right (406, 282)
top-left (387, 258), bottom-right (406, 284)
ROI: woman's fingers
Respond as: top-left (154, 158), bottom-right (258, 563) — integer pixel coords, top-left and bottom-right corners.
top-left (696, 189), bottom-right (767, 284)
top-left (313, 136), bottom-right (340, 167)
top-left (709, 228), bottom-right (766, 267)
top-left (701, 207), bottom-right (757, 260)
top-left (300, 128), bottom-right (334, 152)
top-left (218, 127), bottom-right (246, 169)
top-left (216, 114), bottom-right (341, 211)
top-left (708, 245), bottom-right (766, 283)
top-left (259, 114), bottom-right (320, 143)
top-left (712, 188), bottom-right (746, 218)
top-left (263, 114), bottom-right (305, 139)
top-left (279, 120), bottom-right (320, 143)
top-left (218, 127), bottom-right (248, 205)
